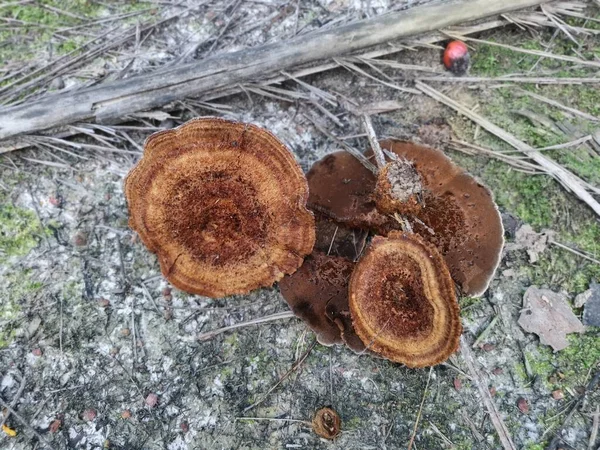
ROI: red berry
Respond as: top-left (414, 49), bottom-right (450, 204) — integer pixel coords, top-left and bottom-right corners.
top-left (443, 40), bottom-right (470, 75)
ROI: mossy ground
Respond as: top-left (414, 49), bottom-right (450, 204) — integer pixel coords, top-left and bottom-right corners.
top-left (1, 3), bottom-right (599, 449)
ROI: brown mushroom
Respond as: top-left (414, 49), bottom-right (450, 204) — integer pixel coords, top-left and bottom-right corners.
top-left (349, 231), bottom-right (462, 367)
top-left (279, 251), bottom-right (365, 352)
top-left (312, 407), bottom-right (341, 440)
top-left (125, 117), bottom-right (315, 298)
top-left (308, 141), bottom-right (504, 297)
top-left (380, 140), bottom-right (504, 296)
top-left (306, 151), bottom-right (392, 231)
top-left (374, 158), bottom-right (424, 216)
top-left (313, 212), bottom-right (368, 261)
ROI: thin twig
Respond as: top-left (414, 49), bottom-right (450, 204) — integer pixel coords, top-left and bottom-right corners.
top-left (589, 406), bottom-right (599, 450)
top-left (547, 368), bottom-right (600, 450)
top-left (472, 315), bottom-right (499, 348)
top-left (0, 395), bottom-right (54, 448)
top-left (550, 240), bottom-right (600, 266)
top-left (243, 339), bottom-right (317, 412)
top-left (198, 311), bottom-right (296, 341)
top-left (447, 33), bottom-right (600, 68)
top-left (460, 336), bottom-right (516, 450)
top-left (236, 416), bottom-right (311, 426)
top-left (0, 374), bottom-right (26, 428)
top-left (416, 76), bottom-right (600, 84)
top-left (517, 89), bottom-right (599, 122)
top-left (407, 367), bottom-right (433, 450)
top-left (361, 114), bottom-right (385, 169)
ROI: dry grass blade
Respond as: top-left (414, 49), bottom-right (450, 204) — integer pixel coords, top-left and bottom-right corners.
top-left (407, 367), bottom-right (434, 450)
top-left (197, 311), bottom-right (296, 341)
top-left (334, 57), bottom-right (420, 94)
top-left (447, 33), bottom-right (600, 68)
top-left (354, 56), bottom-right (442, 73)
top-left (243, 339), bottom-right (318, 413)
top-left (361, 114), bottom-right (385, 169)
top-left (517, 89), bottom-right (599, 122)
top-left (416, 81), bottom-right (600, 217)
top-left (450, 140), bottom-right (546, 174)
top-left (550, 240), bottom-right (600, 266)
top-left (460, 337), bottom-right (517, 450)
top-left (416, 76), bottom-right (600, 84)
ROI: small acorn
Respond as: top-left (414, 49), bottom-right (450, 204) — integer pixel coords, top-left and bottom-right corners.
top-left (443, 40), bottom-right (470, 75)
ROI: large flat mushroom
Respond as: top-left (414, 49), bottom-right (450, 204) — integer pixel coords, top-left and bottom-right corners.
top-left (125, 117), bottom-right (315, 298)
top-left (349, 231), bottom-right (462, 367)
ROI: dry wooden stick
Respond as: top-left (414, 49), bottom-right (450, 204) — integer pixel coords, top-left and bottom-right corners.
top-left (361, 114), bottom-right (386, 169)
top-left (0, 7), bottom-right (568, 154)
top-left (197, 310), bottom-right (296, 341)
top-left (460, 336), bottom-right (517, 450)
top-left (0, 0), bottom-right (551, 141)
top-left (407, 367), bottom-right (434, 450)
top-left (415, 81), bottom-right (600, 218)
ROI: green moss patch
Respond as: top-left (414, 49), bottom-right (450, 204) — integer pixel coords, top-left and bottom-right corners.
top-left (0, 204), bottom-right (42, 262)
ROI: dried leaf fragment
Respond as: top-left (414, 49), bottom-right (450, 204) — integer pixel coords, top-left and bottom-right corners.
top-left (2, 424), bottom-right (17, 437)
top-left (312, 407), bottom-right (341, 440)
top-left (518, 287), bottom-right (584, 351)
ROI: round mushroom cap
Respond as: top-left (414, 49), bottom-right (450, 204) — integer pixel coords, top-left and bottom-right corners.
top-left (279, 251), bottom-right (365, 352)
top-left (125, 117), bottom-right (315, 298)
top-left (349, 231), bottom-right (461, 367)
top-left (380, 140), bottom-right (504, 297)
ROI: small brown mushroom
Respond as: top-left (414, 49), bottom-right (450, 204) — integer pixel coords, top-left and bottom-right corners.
top-left (279, 251), bottom-right (365, 352)
top-left (374, 158), bottom-right (423, 215)
top-left (312, 407), bottom-right (341, 440)
top-left (125, 117), bottom-right (315, 298)
top-left (349, 231), bottom-right (462, 367)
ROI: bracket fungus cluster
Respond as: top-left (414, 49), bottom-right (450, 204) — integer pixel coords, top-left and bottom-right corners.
top-left (280, 138), bottom-right (503, 367)
top-left (125, 117), bottom-right (315, 298)
top-left (125, 116), bottom-right (502, 368)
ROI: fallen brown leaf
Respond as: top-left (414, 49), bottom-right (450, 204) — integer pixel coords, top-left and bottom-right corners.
top-left (518, 287), bottom-right (584, 351)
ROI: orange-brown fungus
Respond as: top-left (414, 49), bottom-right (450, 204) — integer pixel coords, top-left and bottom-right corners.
top-left (380, 140), bottom-right (504, 296)
top-left (312, 407), bottom-right (341, 440)
top-left (125, 117), bottom-right (315, 298)
top-left (279, 251), bottom-right (365, 352)
top-left (374, 159), bottom-right (423, 215)
top-left (349, 231), bottom-right (461, 367)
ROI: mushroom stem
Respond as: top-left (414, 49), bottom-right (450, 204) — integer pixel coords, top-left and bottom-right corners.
top-left (361, 114), bottom-right (386, 169)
